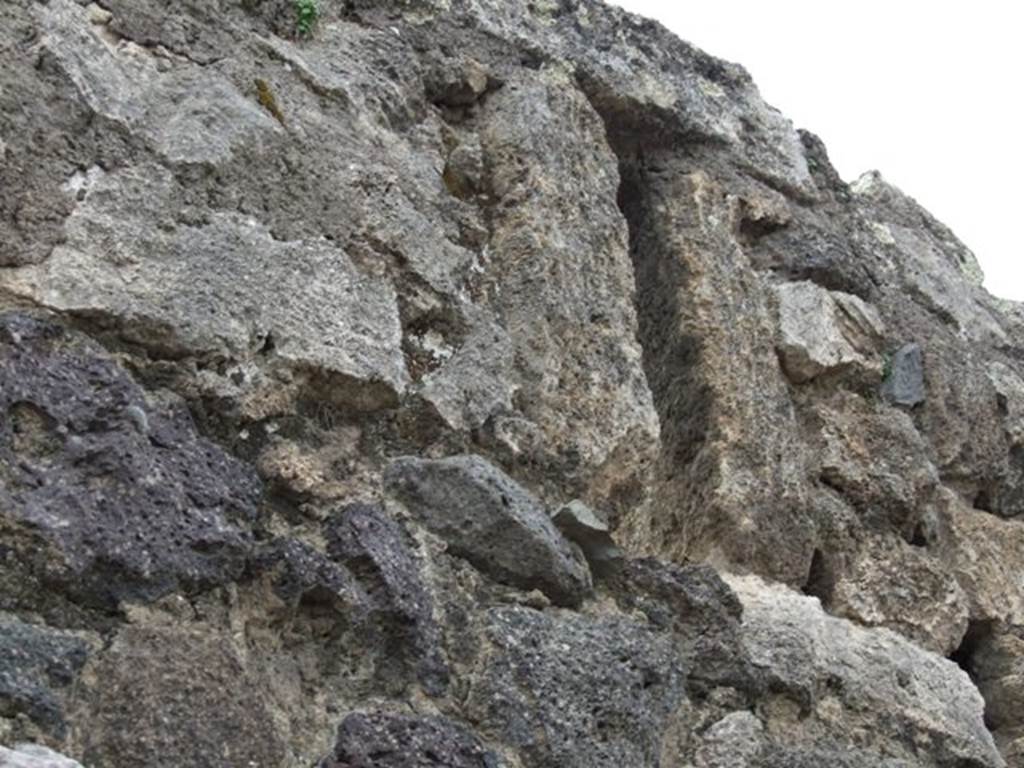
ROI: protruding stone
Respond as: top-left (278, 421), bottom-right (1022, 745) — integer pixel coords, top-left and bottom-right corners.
top-left (881, 343), bottom-right (926, 407)
top-left (774, 280), bottom-right (885, 383)
top-left (249, 539), bottom-right (365, 614)
top-left (829, 537), bottom-right (970, 655)
top-left (325, 503), bottom-right (449, 696)
top-left (550, 500), bottom-right (623, 575)
top-left (442, 137), bottom-right (486, 200)
top-left (419, 319), bottom-right (514, 430)
top-left (426, 58), bottom-right (492, 107)
top-left (694, 711), bottom-right (764, 768)
top-left (3, 163), bottom-right (409, 406)
top-left (938, 490), bottom-right (1024, 625)
top-left (610, 559), bottom-right (746, 691)
top-left (988, 361), bottom-right (1024, 446)
top-left (384, 455), bottom-right (591, 607)
top-left (85, 3), bottom-right (112, 25)
top-left (0, 313), bottom-right (257, 610)
top-left (813, 392), bottom-right (938, 531)
top-left (727, 574), bottom-right (1002, 767)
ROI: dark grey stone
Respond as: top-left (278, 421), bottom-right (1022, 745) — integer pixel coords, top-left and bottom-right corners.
top-left (0, 313), bottom-right (259, 610)
top-left (249, 539), bottom-right (366, 615)
top-left (550, 500), bottom-right (623, 576)
top-left (318, 712), bottom-right (498, 768)
top-left (384, 455), bottom-right (591, 607)
top-left (610, 559), bottom-right (750, 694)
top-left (881, 343), bottom-right (926, 407)
top-left (467, 607), bottom-right (685, 768)
top-left (249, 503), bottom-right (449, 697)
top-left (325, 503), bottom-right (449, 696)
top-left (0, 614), bottom-right (88, 738)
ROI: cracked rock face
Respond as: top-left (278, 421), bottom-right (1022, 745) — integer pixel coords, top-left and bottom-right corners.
top-left (1, 0), bottom-right (1023, 765)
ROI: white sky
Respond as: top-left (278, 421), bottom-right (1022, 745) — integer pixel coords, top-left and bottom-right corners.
top-left (609, 1), bottom-right (1023, 301)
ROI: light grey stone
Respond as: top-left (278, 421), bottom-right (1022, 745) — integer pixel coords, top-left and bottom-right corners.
top-left (4, 163), bottom-right (408, 405)
top-left (727, 574), bottom-right (1003, 767)
top-left (774, 280), bottom-right (884, 383)
top-left (37, 0), bottom-right (279, 165)
top-left (694, 711), bottom-right (764, 768)
top-left (419, 317), bottom-right (515, 431)
top-left (0, 745), bottom-right (83, 768)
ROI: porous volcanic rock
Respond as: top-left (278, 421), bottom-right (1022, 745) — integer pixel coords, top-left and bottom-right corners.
top-left (1, 0), bottom-right (1023, 765)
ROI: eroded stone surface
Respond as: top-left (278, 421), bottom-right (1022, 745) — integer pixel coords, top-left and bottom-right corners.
top-left (551, 500), bottom-right (623, 575)
top-left (77, 625), bottom-right (286, 767)
top-left (0, 745), bottom-right (84, 768)
top-left (0, 616), bottom-right (88, 739)
top-left (325, 503), bottom-right (449, 695)
top-left (728, 575), bottom-right (1002, 767)
top-left (829, 536), bottom-right (969, 655)
top-left (937, 490), bottom-right (1024, 626)
top-left (4, 163), bottom-right (408, 406)
top-left (609, 559), bottom-right (746, 692)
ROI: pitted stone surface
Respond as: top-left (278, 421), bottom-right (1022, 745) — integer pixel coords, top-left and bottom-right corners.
top-left (467, 606), bottom-right (685, 768)
top-left (325, 503), bottom-right (449, 695)
top-left (318, 712), bottom-right (497, 768)
top-left (0, 313), bottom-right (258, 609)
top-left (0, 616), bottom-right (88, 738)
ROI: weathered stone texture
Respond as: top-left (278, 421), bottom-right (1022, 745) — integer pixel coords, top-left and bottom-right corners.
top-left (1, 0), bottom-right (1023, 765)
top-left (0, 617), bottom-right (88, 740)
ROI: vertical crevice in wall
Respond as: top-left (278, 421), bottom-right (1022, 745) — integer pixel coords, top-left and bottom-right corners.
top-left (576, 95), bottom-right (720, 560)
top-left (579, 82), bottom-right (818, 584)
top-left (616, 153), bottom-right (711, 471)
top-left (801, 549), bottom-right (835, 606)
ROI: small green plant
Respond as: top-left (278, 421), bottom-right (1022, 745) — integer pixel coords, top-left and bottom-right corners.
top-left (295, 0), bottom-right (319, 37)
top-left (881, 351), bottom-right (893, 382)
